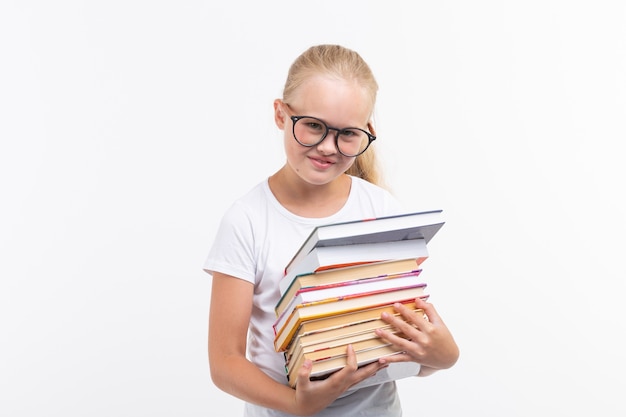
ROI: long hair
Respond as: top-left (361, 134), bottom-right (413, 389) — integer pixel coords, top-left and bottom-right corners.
top-left (282, 44), bottom-right (384, 186)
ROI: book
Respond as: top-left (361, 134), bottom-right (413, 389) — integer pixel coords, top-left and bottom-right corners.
top-left (287, 323), bottom-right (393, 360)
top-left (274, 209), bottom-right (444, 389)
top-left (277, 258), bottom-right (424, 317)
top-left (286, 324), bottom-right (399, 371)
top-left (284, 308), bottom-right (424, 364)
top-left (291, 333), bottom-right (401, 365)
top-left (286, 334), bottom-right (407, 385)
top-left (273, 285), bottom-right (428, 352)
top-left (275, 269), bottom-right (424, 319)
top-left (309, 343), bottom-right (406, 378)
top-left (274, 300), bottom-right (421, 353)
top-left (286, 340), bottom-right (414, 387)
top-left (279, 238), bottom-right (429, 296)
top-left (284, 209), bottom-right (444, 278)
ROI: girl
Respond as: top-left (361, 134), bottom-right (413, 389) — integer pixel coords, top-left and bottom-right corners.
top-left (205, 44), bottom-right (459, 417)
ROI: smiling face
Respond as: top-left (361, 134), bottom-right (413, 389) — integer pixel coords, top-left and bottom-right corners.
top-left (274, 75), bottom-right (373, 187)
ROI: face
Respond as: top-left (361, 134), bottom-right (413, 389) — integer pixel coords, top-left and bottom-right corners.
top-left (274, 75), bottom-right (373, 186)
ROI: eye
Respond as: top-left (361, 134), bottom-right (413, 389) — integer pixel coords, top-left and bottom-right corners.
top-left (305, 121), bottom-right (325, 131)
top-left (340, 128), bottom-right (364, 142)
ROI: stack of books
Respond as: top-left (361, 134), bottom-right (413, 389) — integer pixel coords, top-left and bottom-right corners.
top-left (272, 210), bottom-right (445, 388)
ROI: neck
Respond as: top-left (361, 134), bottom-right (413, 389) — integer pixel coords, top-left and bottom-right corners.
top-left (268, 167), bottom-right (351, 218)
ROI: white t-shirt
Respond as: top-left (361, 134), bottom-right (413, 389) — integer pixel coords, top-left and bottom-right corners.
top-left (204, 176), bottom-right (407, 417)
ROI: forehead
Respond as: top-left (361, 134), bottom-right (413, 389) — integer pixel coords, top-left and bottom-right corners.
top-left (289, 75), bottom-right (373, 126)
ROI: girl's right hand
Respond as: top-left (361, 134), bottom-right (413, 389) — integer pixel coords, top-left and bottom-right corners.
top-left (292, 344), bottom-right (389, 416)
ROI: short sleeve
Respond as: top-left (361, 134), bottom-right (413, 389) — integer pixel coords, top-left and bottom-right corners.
top-left (203, 201), bottom-right (257, 284)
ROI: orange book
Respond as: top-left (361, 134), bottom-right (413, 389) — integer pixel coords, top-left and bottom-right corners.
top-left (284, 307), bottom-right (424, 363)
top-left (274, 300), bottom-right (421, 354)
top-left (273, 285), bottom-right (428, 352)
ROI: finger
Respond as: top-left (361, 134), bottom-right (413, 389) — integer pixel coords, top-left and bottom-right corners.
top-left (400, 300), bottom-right (431, 325)
top-left (415, 297), bottom-right (442, 325)
top-left (380, 312), bottom-right (421, 339)
top-left (345, 359), bottom-right (390, 389)
top-left (327, 345), bottom-right (360, 385)
top-left (376, 327), bottom-right (428, 363)
top-left (382, 303), bottom-right (429, 333)
top-left (295, 358), bottom-right (313, 389)
top-left (377, 351), bottom-right (412, 364)
top-left (354, 360), bottom-right (387, 378)
top-left (328, 344), bottom-right (359, 386)
top-left (342, 344), bottom-right (358, 373)
top-left (376, 325), bottom-right (414, 345)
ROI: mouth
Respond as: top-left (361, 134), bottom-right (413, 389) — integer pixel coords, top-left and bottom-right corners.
top-left (309, 155), bottom-right (335, 168)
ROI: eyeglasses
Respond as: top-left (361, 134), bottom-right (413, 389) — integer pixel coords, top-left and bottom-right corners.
top-left (284, 108), bottom-right (376, 157)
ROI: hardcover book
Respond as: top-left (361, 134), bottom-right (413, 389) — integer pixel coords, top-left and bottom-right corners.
top-left (273, 285), bottom-right (428, 352)
top-left (277, 258), bottom-right (424, 311)
top-left (279, 238), bottom-right (429, 296)
top-left (274, 209), bottom-right (445, 388)
top-left (275, 269), bottom-right (424, 319)
top-left (274, 300), bottom-right (421, 354)
top-left (283, 210), bottom-right (444, 278)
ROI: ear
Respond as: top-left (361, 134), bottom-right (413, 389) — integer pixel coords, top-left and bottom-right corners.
top-left (367, 120), bottom-right (377, 137)
top-left (274, 99), bottom-right (286, 129)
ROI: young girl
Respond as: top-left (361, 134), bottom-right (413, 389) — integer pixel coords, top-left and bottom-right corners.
top-left (204, 44), bottom-right (459, 417)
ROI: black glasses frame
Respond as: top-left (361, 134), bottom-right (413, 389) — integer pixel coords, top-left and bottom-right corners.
top-left (289, 115), bottom-right (376, 157)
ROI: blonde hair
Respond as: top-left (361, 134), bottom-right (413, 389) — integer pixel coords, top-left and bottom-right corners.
top-left (282, 44), bottom-right (384, 186)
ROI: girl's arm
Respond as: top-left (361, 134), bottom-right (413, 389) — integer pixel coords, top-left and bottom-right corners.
top-left (209, 272), bottom-right (298, 412)
top-left (209, 272), bottom-right (391, 416)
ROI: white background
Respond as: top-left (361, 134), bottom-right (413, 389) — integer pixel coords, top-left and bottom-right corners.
top-left (1, 1), bottom-right (625, 416)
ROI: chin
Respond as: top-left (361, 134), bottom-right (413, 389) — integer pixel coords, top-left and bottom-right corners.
top-left (298, 171), bottom-right (341, 186)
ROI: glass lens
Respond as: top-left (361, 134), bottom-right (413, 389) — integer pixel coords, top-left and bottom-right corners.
top-left (336, 128), bottom-right (369, 157)
top-left (293, 117), bottom-right (326, 145)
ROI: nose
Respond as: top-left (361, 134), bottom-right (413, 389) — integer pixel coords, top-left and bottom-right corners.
top-left (316, 128), bottom-right (339, 155)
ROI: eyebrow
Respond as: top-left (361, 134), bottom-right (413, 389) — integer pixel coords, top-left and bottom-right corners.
top-left (284, 104), bottom-right (369, 130)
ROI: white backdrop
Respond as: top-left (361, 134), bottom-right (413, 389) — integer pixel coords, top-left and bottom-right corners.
top-left (1, 1), bottom-right (625, 416)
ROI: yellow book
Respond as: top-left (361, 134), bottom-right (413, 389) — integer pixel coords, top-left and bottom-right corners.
top-left (273, 285), bottom-right (427, 352)
top-left (275, 300), bottom-right (421, 354)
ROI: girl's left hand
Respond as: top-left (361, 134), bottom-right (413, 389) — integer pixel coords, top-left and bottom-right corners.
top-left (375, 297), bottom-right (459, 374)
